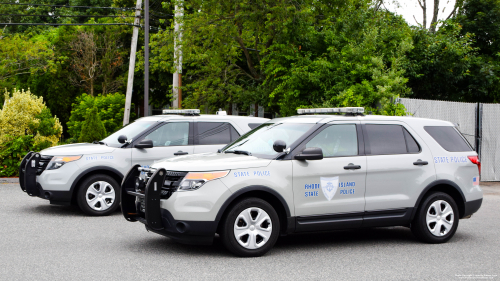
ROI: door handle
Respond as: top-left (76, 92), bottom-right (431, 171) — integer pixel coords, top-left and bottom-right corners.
top-left (174, 151), bottom-right (189, 156)
top-left (344, 163), bottom-right (361, 170)
top-left (413, 159), bottom-right (428, 166)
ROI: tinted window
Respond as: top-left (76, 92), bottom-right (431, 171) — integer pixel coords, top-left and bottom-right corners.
top-left (403, 128), bottom-right (420, 153)
top-left (248, 123), bottom-right (263, 129)
top-left (230, 126), bottom-right (240, 142)
top-left (365, 125), bottom-right (407, 155)
top-left (306, 125), bottom-right (358, 157)
top-left (143, 122), bottom-right (189, 147)
top-left (424, 126), bottom-right (472, 152)
top-left (197, 122), bottom-right (231, 145)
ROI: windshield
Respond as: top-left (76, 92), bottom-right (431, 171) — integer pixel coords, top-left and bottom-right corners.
top-left (222, 123), bottom-right (314, 158)
top-left (101, 121), bottom-right (156, 147)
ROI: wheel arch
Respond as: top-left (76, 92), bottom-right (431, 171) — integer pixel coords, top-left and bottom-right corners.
top-left (215, 185), bottom-right (292, 235)
top-left (70, 166), bottom-right (124, 204)
top-left (412, 180), bottom-right (466, 219)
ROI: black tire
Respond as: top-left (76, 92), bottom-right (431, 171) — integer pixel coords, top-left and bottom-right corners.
top-left (76, 174), bottom-right (120, 216)
top-left (411, 192), bottom-right (459, 243)
top-left (220, 197), bottom-right (280, 257)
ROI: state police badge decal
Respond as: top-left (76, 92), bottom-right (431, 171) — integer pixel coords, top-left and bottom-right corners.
top-left (320, 176), bottom-right (339, 201)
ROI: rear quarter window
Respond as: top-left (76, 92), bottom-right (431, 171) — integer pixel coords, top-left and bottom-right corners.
top-left (424, 126), bottom-right (472, 152)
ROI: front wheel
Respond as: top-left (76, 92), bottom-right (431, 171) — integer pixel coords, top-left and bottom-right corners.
top-left (220, 198), bottom-right (280, 257)
top-left (411, 192), bottom-right (459, 243)
top-left (77, 174), bottom-right (120, 216)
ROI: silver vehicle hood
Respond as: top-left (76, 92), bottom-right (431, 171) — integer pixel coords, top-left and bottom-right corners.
top-left (40, 143), bottom-right (115, 156)
top-left (151, 152), bottom-right (272, 171)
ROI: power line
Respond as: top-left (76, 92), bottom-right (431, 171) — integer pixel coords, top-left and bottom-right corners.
top-left (0, 14), bottom-right (138, 18)
top-left (1, 23), bottom-right (141, 27)
top-left (0, 2), bottom-right (137, 10)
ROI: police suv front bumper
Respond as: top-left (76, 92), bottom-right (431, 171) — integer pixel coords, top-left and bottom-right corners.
top-left (19, 152), bottom-right (73, 205)
top-left (121, 165), bottom-right (217, 245)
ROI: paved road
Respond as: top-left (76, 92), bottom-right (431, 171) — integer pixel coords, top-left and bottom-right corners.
top-left (1, 182), bottom-right (499, 280)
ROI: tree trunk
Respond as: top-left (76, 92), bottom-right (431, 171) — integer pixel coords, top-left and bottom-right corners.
top-left (429, 0), bottom-right (440, 33)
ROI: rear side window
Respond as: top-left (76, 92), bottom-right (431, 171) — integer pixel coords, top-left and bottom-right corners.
top-left (197, 122), bottom-right (237, 145)
top-left (365, 124), bottom-right (420, 155)
top-left (424, 126), bottom-right (472, 152)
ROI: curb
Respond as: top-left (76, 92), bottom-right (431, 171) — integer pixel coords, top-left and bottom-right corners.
top-left (0, 178), bottom-right (19, 183)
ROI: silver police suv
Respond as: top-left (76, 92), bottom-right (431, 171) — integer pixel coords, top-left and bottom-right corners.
top-left (121, 107), bottom-right (483, 257)
top-left (19, 109), bottom-right (268, 216)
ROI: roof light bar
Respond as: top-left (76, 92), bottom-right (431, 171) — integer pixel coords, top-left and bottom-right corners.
top-left (297, 107), bottom-right (365, 115)
top-left (162, 109), bottom-right (200, 115)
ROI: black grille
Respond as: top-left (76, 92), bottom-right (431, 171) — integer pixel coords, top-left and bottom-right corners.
top-left (37, 155), bottom-right (53, 175)
top-left (161, 171), bottom-right (187, 199)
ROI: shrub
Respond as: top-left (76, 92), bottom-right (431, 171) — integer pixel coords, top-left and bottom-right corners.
top-left (67, 93), bottom-right (134, 140)
top-left (0, 135), bottom-right (52, 177)
top-left (0, 89), bottom-right (62, 147)
top-left (78, 106), bottom-right (107, 143)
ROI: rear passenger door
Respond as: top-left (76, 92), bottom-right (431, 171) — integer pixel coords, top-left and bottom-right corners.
top-left (362, 121), bottom-right (436, 212)
top-left (193, 122), bottom-right (241, 154)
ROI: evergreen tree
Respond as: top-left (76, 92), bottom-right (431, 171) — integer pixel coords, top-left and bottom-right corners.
top-left (78, 106), bottom-right (107, 143)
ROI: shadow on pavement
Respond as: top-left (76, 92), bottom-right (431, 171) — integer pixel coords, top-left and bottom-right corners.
top-left (19, 203), bottom-right (123, 217)
top-left (123, 227), bottom-right (429, 258)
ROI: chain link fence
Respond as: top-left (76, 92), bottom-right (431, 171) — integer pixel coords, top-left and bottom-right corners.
top-left (399, 98), bottom-right (499, 181)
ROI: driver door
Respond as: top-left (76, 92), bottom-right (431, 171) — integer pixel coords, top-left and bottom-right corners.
top-left (131, 121), bottom-right (194, 167)
top-left (292, 121), bottom-right (366, 231)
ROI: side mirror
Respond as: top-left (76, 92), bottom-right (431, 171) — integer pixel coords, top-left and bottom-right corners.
top-left (117, 135), bottom-right (127, 144)
top-left (295, 147), bottom-right (323, 160)
top-left (135, 139), bottom-right (153, 149)
top-left (273, 140), bottom-right (286, 153)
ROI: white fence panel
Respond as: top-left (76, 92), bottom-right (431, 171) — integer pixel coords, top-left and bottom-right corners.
top-left (399, 98), bottom-right (477, 149)
top-left (480, 104), bottom-right (500, 181)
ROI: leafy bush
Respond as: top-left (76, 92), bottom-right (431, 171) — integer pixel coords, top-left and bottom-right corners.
top-left (0, 135), bottom-right (52, 177)
top-left (0, 89), bottom-right (62, 147)
top-left (67, 93), bottom-right (134, 140)
top-left (78, 106), bottom-right (107, 143)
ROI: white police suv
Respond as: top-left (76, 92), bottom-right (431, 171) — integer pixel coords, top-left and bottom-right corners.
top-left (19, 109), bottom-right (268, 216)
top-left (121, 107), bottom-right (483, 257)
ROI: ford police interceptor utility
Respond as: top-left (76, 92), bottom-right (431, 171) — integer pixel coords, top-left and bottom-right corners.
top-left (121, 107), bottom-right (483, 257)
top-left (19, 109), bottom-right (268, 216)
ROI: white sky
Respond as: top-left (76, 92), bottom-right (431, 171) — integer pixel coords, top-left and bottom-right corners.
top-left (384, 0), bottom-right (457, 28)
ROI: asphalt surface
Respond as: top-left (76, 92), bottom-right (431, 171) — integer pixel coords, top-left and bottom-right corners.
top-left (1, 182), bottom-right (499, 281)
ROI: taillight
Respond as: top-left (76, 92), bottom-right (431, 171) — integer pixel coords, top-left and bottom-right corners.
top-left (468, 156), bottom-right (481, 175)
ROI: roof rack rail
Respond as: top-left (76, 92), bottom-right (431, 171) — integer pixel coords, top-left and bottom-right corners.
top-left (297, 107), bottom-right (365, 116)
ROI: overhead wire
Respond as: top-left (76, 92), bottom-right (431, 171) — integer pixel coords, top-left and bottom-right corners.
top-left (0, 2), bottom-right (137, 10)
top-left (0, 14), bottom-right (138, 18)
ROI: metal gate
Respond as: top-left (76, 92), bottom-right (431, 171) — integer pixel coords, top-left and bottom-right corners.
top-left (399, 98), bottom-right (500, 181)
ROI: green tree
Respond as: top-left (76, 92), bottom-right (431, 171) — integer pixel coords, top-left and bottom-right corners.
top-left (263, 5), bottom-right (413, 115)
top-left (67, 93), bottom-right (133, 140)
top-left (455, 0), bottom-right (500, 102)
top-left (404, 22), bottom-right (477, 101)
top-left (78, 106), bottom-right (107, 143)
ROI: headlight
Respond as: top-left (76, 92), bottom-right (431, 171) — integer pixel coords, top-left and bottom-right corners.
top-left (46, 155), bottom-right (82, 170)
top-left (178, 170), bottom-right (229, 191)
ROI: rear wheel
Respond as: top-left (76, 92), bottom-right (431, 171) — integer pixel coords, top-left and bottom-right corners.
top-left (77, 174), bottom-right (120, 216)
top-left (411, 192), bottom-right (459, 243)
top-left (220, 198), bottom-right (280, 257)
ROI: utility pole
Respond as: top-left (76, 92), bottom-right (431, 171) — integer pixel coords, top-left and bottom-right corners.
top-left (172, 1), bottom-right (183, 109)
top-left (144, 0), bottom-right (149, 116)
top-left (123, 0), bottom-right (142, 126)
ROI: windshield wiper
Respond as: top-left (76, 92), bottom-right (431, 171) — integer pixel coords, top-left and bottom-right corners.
top-left (225, 150), bottom-right (252, 156)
